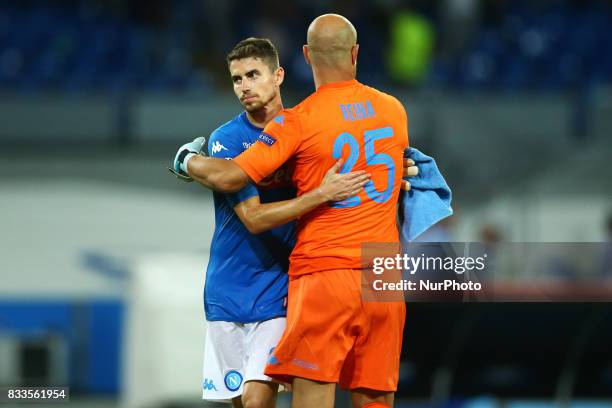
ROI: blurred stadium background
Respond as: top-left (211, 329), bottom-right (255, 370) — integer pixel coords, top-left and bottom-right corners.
top-left (0, 0), bottom-right (611, 407)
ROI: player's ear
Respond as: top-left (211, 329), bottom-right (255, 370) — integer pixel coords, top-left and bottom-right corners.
top-left (275, 66), bottom-right (285, 86)
top-left (351, 44), bottom-right (359, 66)
top-left (303, 45), bottom-right (311, 65)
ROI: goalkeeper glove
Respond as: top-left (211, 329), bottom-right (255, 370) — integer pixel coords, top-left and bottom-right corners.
top-left (168, 136), bottom-right (207, 182)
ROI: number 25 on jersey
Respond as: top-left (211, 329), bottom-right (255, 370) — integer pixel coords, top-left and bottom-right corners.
top-left (330, 126), bottom-right (395, 208)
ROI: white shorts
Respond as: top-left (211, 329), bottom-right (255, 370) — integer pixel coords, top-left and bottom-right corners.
top-left (202, 317), bottom-right (286, 401)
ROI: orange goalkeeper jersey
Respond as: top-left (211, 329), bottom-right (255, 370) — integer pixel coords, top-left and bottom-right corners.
top-left (234, 79), bottom-right (409, 276)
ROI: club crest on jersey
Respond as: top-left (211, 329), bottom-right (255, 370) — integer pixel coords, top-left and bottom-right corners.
top-left (224, 370), bottom-right (243, 391)
top-left (258, 132), bottom-right (277, 146)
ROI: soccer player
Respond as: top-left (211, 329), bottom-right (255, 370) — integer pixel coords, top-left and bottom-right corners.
top-left (177, 18), bottom-right (418, 406)
top-left (183, 38), bottom-right (371, 408)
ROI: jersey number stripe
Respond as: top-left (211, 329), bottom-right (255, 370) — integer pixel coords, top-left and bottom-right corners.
top-left (330, 126), bottom-right (396, 208)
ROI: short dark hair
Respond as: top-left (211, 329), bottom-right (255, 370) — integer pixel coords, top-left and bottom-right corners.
top-left (226, 38), bottom-right (279, 72)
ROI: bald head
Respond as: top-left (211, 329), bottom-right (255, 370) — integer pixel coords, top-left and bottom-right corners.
top-left (306, 14), bottom-right (357, 67)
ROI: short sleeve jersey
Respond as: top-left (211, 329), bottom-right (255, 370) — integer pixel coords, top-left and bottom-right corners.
top-left (205, 112), bottom-right (296, 322)
top-left (234, 80), bottom-right (409, 276)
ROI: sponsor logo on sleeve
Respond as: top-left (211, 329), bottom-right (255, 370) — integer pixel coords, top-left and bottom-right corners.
top-left (258, 132), bottom-right (277, 146)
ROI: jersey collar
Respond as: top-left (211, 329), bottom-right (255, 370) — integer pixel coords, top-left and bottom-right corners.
top-left (317, 79), bottom-right (359, 92)
top-left (240, 111), bottom-right (264, 131)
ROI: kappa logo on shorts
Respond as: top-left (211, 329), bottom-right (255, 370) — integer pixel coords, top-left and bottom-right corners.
top-left (224, 370), bottom-right (243, 392)
top-left (203, 378), bottom-right (218, 391)
top-left (258, 132), bottom-right (277, 146)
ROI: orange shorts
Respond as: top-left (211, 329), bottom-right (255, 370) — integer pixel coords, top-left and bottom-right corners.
top-left (264, 268), bottom-right (405, 391)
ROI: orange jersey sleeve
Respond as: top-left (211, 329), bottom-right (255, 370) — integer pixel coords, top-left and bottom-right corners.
top-left (233, 112), bottom-right (301, 184)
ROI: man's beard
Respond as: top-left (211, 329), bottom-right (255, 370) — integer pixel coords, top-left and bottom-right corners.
top-left (243, 100), bottom-right (264, 112)
top-left (242, 92), bottom-right (274, 113)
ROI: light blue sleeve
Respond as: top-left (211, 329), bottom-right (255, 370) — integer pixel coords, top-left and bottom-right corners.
top-left (226, 183), bottom-right (259, 207)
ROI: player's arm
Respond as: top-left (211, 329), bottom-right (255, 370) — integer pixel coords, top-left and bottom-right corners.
top-left (176, 127), bottom-right (296, 193)
top-left (170, 135), bottom-right (251, 192)
top-left (234, 159), bottom-right (369, 234)
top-left (176, 141), bottom-right (418, 193)
top-left (173, 111), bottom-right (301, 191)
top-left (170, 133), bottom-right (257, 192)
top-left (188, 155), bottom-right (250, 193)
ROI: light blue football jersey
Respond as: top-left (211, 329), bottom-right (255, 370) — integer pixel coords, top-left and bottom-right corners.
top-left (204, 112), bottom-right (296, 322)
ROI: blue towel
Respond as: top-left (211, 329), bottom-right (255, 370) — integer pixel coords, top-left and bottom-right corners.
top-left (400, 147), bottom-right (453, 242)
